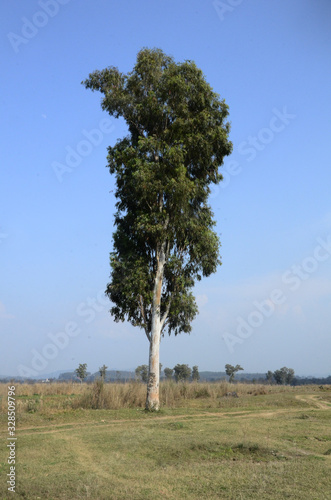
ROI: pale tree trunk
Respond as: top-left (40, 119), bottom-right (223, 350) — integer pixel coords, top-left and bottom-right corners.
top-left (145, 242), bottom-right (166, 410)
top-left (146, 320), bottom-right (161, 410)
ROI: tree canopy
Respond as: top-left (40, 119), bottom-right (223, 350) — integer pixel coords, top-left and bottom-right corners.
top-left (164, 367), bottom-right (174, 380)
top-left (174, 364), bottom-right (192, 382)
top-left (192, 365), bottom-right (200, 381)
top-left (135, 365), bottom-right (149, 383)
top-left (273, 367), bottom-right (295, 385)
top-left (225, 364), bottom-right (243, 383)
top-left (75, 363), bottom-right (88, 383)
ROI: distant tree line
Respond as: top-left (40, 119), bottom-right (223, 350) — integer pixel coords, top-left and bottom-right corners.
top-left (135, 364), bottom-right (200, 383)
top-left (2, 363), bottom-right (330, 385)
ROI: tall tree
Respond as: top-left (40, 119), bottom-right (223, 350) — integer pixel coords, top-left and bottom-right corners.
top-left (83, 48), bottom-right (232, 410)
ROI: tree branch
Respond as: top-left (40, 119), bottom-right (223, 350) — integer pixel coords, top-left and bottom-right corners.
top-left (160, 298), bottom-right (172, 332)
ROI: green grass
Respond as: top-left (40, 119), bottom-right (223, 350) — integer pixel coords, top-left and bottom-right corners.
top-left (0, 384), bottom-right (330, 499)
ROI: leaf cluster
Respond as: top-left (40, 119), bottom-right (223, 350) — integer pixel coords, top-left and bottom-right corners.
top-left (82, 48), bottom-right (232, 339)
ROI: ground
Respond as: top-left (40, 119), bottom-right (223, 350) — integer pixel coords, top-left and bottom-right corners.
top-left (0, 383), bottom-right (330, 499)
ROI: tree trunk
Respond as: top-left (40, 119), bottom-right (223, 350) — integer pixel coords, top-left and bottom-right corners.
top-left (145, 243), bottom-right (166, 411)
top-left (146, 319), bottom-right (161, 410)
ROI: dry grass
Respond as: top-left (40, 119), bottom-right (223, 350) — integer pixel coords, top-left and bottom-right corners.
top-left (0, 382), bottom-right (330, 499)
top-left (0, 380), bottom-right (312, 415)
top-left (0, 381), bottom-right (86, 397)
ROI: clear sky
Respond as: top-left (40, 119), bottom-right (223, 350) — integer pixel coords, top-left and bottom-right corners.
top-left (1, 0), bottom-right (330, 378)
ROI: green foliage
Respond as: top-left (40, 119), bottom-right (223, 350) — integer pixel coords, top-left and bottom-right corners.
top-left (225, 364), bottom-right (243, 383)
top-left (266, 370), bottom-right (274, 384)
top-left (135, 365), bottom-right (149, 383)
top-left (273, 367), bottom-right (295, 385)
top-left (174, 363), bottom-right (192, 382)
top-left (192, 365), bottom-right (200, 381)
top-left (164, 367), bottom-right (174, 380)
top-left (82, 48), bottom-right (232, 340)
top-left (75, 363), bottom-right (88, 382)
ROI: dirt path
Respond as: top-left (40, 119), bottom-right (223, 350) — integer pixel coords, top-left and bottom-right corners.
top-left (1, 394), bottom-right (329, 437)
top-left (295, 394), bottom-right (331, 410)
top-left (0, 407), bottom-right (309, 437)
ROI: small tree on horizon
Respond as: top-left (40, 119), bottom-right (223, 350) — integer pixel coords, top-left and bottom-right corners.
top-left (82, 47), bottom-right (232, 410)
top-left (75, 363), bottom-right (88, 383)
top-left (99, 364), bottom-right (108, 380)
top-left (225, 364), bottom-right (243, 383)
top-left (173, 364), bottom-right (191, 382)
top-left (192, 365), bottom-right (200, 381)
top-left (164, 367), bottom-right (174, 380)
top-left (135, 365), bottom-right (149, 383)
top-left (266, 370), bottom-right (274, 384)
top-left (273, 367), bottom-right (295, 385)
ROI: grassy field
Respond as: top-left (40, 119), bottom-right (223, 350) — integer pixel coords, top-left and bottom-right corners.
top-left (1, 382), bottom-right (331, 499)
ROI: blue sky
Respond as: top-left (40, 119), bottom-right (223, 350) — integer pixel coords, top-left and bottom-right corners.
top-left (1, 0), bottom-right (330, 377)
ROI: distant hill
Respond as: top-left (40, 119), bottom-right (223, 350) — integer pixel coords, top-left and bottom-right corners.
top-left (58, 370), bottom-right (136, 382)
top-left (0, 370), bottom-right (330, 385)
